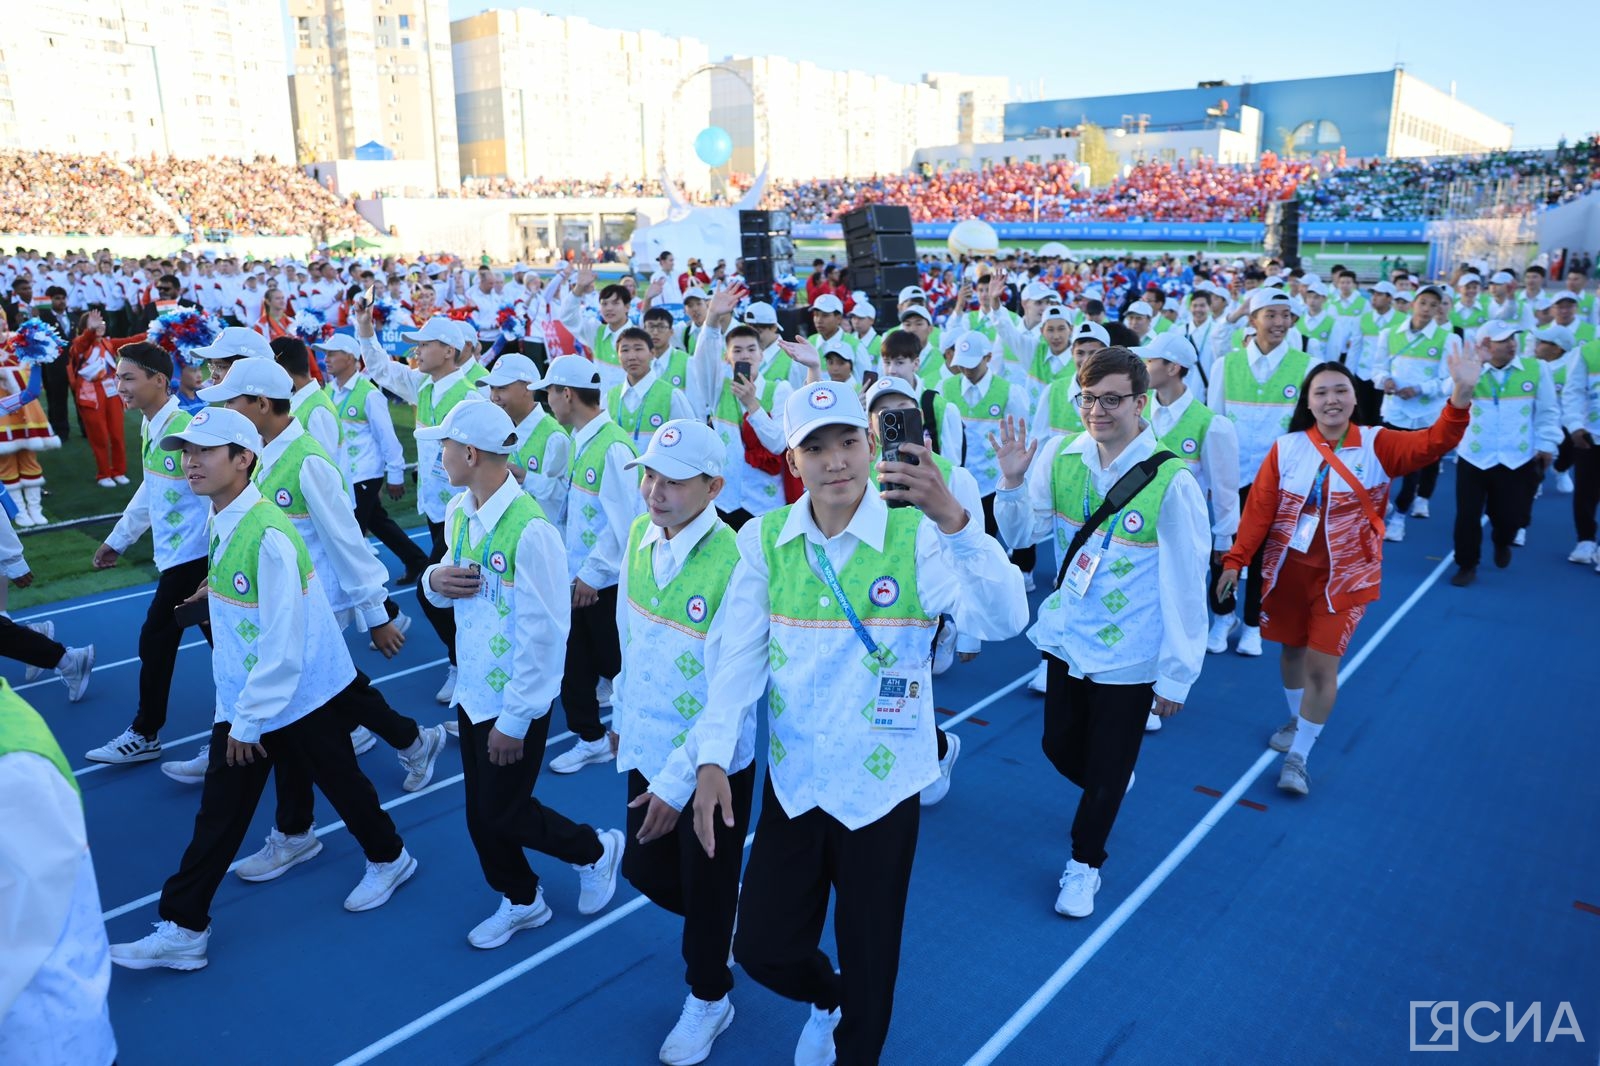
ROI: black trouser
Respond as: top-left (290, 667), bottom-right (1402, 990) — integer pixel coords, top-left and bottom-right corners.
top-left (718, 506), bottom-right (755, 532)
top-left (1354, 377), bottom-right (1384, 427)
top-left (1041, 657), bottom-right (1150, 869)
top-left (459, 708), bottom-right (602, 906)
top-left (1386, 422), bottom-right (1440, 513)
top-left (273, 669), bottom-right (421, 835)
top-left (982, 492), bottom-right (1036, 574)
top-left (734, 774), bottom-right (920, 1066)
top-left (1554, 431), bottom-right (1575, 475)
top-left (560, 585), bottom-right (619, 743)
top-left (132, 557), bottom-right (213, 740)
top-left (415, 520), bottom-right (456, 666)
top-left (1236, 485), bottom-right (1265, 627)
top-left (624, 765), bottom-right (754, 1002)
top-left (158, 689), bottom-right (405, 932)
top-left (1454, 460), bottom-right (1539, 568)
top-left (1573, 441), bottom-right (1600, 542)
top-left (40, 356), bottom-right (70, 440)
top-left (0, 614), bottom-right (64, 669)
top-left (353, 478), bottom-right (428, 572)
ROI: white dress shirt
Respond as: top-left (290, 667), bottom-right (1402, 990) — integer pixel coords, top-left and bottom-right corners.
top-left (567, 413), bottom-right (645, 590)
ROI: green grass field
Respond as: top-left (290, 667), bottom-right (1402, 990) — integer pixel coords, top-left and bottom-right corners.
top-left (6, 403), bottom-right (424, 612)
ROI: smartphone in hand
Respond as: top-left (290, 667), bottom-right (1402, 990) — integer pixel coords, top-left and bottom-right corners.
top-left (878, 407), bottom-right (922, 508)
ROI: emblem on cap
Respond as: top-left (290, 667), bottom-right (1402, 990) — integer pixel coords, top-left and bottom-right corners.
top-left (868, 576), bottom-right (899, 607)
top-left (686, 595), bottom-right (708, 623)
top-left (192, 411), bottom-right (211, 425)
top-left (808, 387), bottom-right (837, 409)
top-left (659, 426), bottom-right (682, 447)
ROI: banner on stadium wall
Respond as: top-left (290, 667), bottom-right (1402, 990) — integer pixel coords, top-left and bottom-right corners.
top-left (790, 221), bottom-right (1427, 243)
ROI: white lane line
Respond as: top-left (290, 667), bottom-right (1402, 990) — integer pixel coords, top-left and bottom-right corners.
top-left (331, 835), bottom-right (760, 1066)
top-left (15, 529), bottom-right (430, 623)
top-left (942, 671), bottom-right (1034, 729)
top-left (960, 547), bottom-right (1462, 1066)
top-left (73, 658), bottom-right (450, 778)
top-left (101, 709), bottom-right (610, 921)
top-left (15, 639), bottom-right (210, 695)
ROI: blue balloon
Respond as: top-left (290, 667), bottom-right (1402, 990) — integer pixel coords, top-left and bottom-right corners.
top-left (694, 126), bottom-right (733, 168)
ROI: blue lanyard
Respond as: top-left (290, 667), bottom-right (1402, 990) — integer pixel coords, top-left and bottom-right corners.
top-left (451, 508), bottom-right (497, 569)
top-left (1307, 428), bottom-right (1350, 510)
top-left (1080, 484), bottom-right (1121, 553)
top-left (1486, 367), bottom-right (1508, 407)
top-left (811, 542), bottom-right (886, 662)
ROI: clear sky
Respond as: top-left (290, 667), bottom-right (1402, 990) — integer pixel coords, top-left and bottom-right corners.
top-left (445, 1), bottom-right (1597, 148)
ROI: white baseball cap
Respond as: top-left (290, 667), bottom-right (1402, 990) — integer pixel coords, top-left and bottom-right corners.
top-left (449, 320), bottom-right (478, 350)
top-left (1480, 321), bottom-right (1525, 343)
top-left (899, 305), bottom-right (933, 324)
top-left (625, 418), bottom-right (725, 479)
top-left (812, 294), bottom-right (844, 315)
top-left (198, 358), bottom-right (293, 402)
top-left (1125, 300), bottom-right (1154, 318)
top-left (1248, 288), bottom-right (1295, 314)
top-left (1040, 306), bottom-right (1074, 325)
top-left (401, 317), bottom-right (463, 348)
top-left (898, 285), bottom-right (927, 303)
top-left (1073, 321), bottom-right (1111, 347)
top-left (850, 302), bottom-right (877, 320)
top-left (783, 380), bottom-right (869, 448)
top-left (531, 354), bottom-right (603, 391)
top-left (1021, 281), bottom-right (1055, 302)
top-left (950, 332), bottom-right (992, 369)
top-left (1489, 270), bottom-right (1516, 285)
top-left (159, 406), bottom-right (263, 454)
top-left (1141, 332), bottom-right (1197, 372)
top-left (1371, 281), bottom-right (1398, 296)
top-left (1550, 291), bottom-right (1579, 304)
top-left (1302, 279), bottom-right (1328, 297)
top-left (478, 353), bottom-right (541, 388)
top-left (413, 397), bottom-right (514, 453)
top-left (865, 376), bottom-right (920, 411)
top-left (1534, 324), bottom-right (1578, 352)
top-left (192, 326), bottom-right (274, 362)
top-left (314, 334), bottom-right (363, 356)
top-left (1458, 272), bottom-right (1483, 287)
top-left (819, 336), bottom-right (856, 362)
top-left (682, 287), bottom-right (708, 303)
top-left (743, 302), bottom-right (778, 325)
top-left (1412, 283), bottom-right (1447, 301)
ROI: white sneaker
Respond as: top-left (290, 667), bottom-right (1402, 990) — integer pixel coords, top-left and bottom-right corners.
top-left (1054, 858), bottom-right (1101, 918)
top-left (442, 719), bottom-right (459, 737)
top-left (1513, 527), bottom-right (1527, 547)
top-left (1021, 568), bottom-right (1036, 592)
top-left (550, 735), bottom-right (614, 774)
top-left (920, 731), bottom-right (961, 807)
top-left (931, 621), bottom-right (956, 676)
top-left (573, 828), bottom-right (625, 915)
top-left (109, 920), bottom-right (209, 971)
top-left (161, 745), bottom-right (211, 785)
top-left (113, 475), bottom-right (130, 486)
top-left (85, 727), bottom-right (161, 764)
top-left (1235, 625), bottom-right (1263, 657)
top-left (597, 676), bottom-right (614, 708)
top-left (368, 611), bottom-right (412, 650)
top-left (343, 848), bottom-right (418, 911)
top-left (434, 665), bottom-right (458, 705)
top-left (1569, 541), bottom-right (1597, 565)
top-left (1410, 497), bottom-right (1430, 519)
top-left (1027, 661), bottom-right (1048, 695)
top-left (23, 621), bottom-right (55, 682)
top-left (399, 724), bottom-right (447, 792)
top-left (794, 1005), bottom-right (841, 1066)
top-left (57, 644), bottom-right (94, 702)
top-left (1384, 513), bottom-right (1407, 543)
top-left (1556, 470), bottom-right (1575, 494)
top-left (97, 477), bottom-right (116, 488)
top-left (1145, 711), bottom-right (1162, 733)
top-left (468, 891), bottom-right (553, 949)
top-left (237, 827), bottom-right (323, 882)
top-left (660, 993), bottom-right (735, 1066)
top-left (1206, 614), bottom-right (1235, 654)
top-left (350, 726), bottom-right (377, 756)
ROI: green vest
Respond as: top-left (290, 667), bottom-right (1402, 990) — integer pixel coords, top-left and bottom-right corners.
top-left (1330, 294), bottom-right (1368, 318)
top-left (940, 372), bottom-right (1011, 423)
top-left (1029, 341), bottom-right (1074, 391)
top-left (513, 410), bottom-right (564, 476)
top-left (417, 374), bottom-right (472, 427)
top-left (252, 431), bottom-right (338, 518)
top-left (1152, 316), bottom-right (1174, 335)
top-left (917, 348), bottom-right (945, 392)
top-left (1046, 380), bottom-right (1086, 437)
top-left (762, 349), bottom-right (796, 385)
top-left (570, 418), bottom-right (637, 490)
top-left (760, 505), bottom-right (927, 635)
top-left (606, 376), bottom-right (677, 443)
top-left (326, 375), bottom-right (377, 424)
top-left (141, 408), bottom-right (191, 480)
top-left (464, 360), bottom-right (488, 385)
top-left (593, 325), bottom-right (623, 367)
top-left (1156, 397), bottom-right (1215, 466)
top-left (1302, 314), bottom-right (1335, 345)
top-left (293, 387), bottom-right (342, 447)
top-left (868, 449), bottom-right (955, 488)
top-left (210, 500), bottom-right (313, 608)
top-left (659, 348), bottom-right (691, 389)
top-left (625, 513), bottom-right (738, 636)
top-left (713, 375), bottom-right (780, 426)
top-left (1450, 302), bottom-right (1488, 331)
top-left (451, 491), bottom-right (547, 586)
top-left (0, 680), bottom-right (77, 797)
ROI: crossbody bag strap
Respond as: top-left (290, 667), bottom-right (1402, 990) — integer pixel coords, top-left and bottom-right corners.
top-left (1309, 432), bottom-right (1386, 539)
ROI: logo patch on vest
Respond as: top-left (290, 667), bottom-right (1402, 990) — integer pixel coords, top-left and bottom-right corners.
top-left (584, 467), bottom-right (597, 485)
top-left (868, 576), bottom-right (900, 607)
top-left (686, 595), bottom-right (708, 623)
top-left (1181, 437), bottom-right (1198, 454)
top-left (488, 550), bottom-right (508, 574)
top-left (274, 488), bottom-right (293, 508)
top-left (988, 403), bottom-right (1002, 417)
top-left (649, 413), bottom-right (664, 428)
top-left (346, 404), bottom-right (359, 417)
top-left (808, 387), bottom-right (837, 409)
top-left (527, 455), bottom-right (540, 472)
top-left (1282, 385), bottom-right (1297, 400)
top-left (1521, 380), bottom-right (1534, 393)
top-left (232, 572), bottom-right (251, 595)
top-left (1123, 511), bottom-right (1145, 534)
top-left (164, 455), bottom-right (177, 472)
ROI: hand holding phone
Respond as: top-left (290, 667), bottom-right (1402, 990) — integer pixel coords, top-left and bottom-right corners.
top-left (878, 407), bottom-right (922, 508)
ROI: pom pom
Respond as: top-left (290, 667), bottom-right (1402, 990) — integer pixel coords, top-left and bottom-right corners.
top-left (145, 308), bottom-right (223, 368)
top-left (495, 301), bottom-right (523, 339)
top-left (4, 318), bottom-right (66, 366)
top-left (371, 296), bottom-right (400, 327)
top-left (289, 313), bottom-right (327, 345)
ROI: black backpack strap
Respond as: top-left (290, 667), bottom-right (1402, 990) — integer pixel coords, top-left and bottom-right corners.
top-left (1053, 450), bottom-right (1179, 591)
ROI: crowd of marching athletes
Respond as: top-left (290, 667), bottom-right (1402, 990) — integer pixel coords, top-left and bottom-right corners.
top-left (2, 236), bottom-right (1599, 1066)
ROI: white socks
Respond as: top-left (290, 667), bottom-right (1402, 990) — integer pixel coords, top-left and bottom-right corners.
top-left (1288, 714), bottom-right (1324, 760)
top-left (1284, 687), bottom-right (1304, 717)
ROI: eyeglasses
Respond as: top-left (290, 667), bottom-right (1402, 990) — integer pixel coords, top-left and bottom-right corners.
top-left (1073, 392), bottom-right (1138, 411)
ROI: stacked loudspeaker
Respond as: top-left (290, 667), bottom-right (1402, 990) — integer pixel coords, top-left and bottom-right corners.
top-left (738, 209), bottom-right (794, 303)
top-left (1262, 199), bottom-right (1301, 269)
top-left (841, 204), bottom-right (918, 329)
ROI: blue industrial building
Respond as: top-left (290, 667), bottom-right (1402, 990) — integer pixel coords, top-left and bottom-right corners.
top-left (1003, 69), bottom-right (1511, 160)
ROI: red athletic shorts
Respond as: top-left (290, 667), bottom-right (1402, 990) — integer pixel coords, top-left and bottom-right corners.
top-left (1259, 561), bottom-right (1368, 656)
